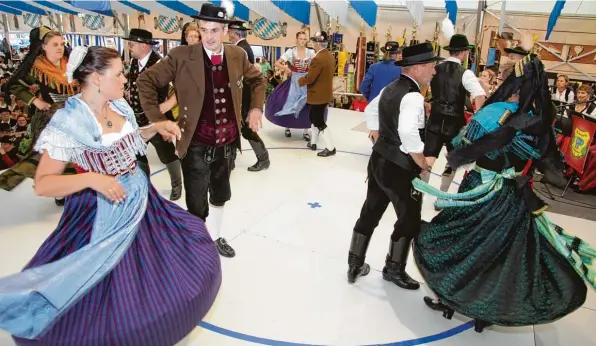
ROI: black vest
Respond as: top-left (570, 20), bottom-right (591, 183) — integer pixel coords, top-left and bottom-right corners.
top-left (127, 50), bottom-right (172, 126)
top-left (373, 75), bottom-right (425, 174)
top-left (427, 61), bottom-right (467, 136)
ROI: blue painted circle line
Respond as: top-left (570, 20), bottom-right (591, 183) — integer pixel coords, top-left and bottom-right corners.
top-left (198, 320), bottom-right (474, 346)
top-left (151, 146), bottom-right (472, 344)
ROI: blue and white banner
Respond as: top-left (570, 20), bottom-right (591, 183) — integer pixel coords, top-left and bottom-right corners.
top-left (546, 0), bottom-right (566, 40)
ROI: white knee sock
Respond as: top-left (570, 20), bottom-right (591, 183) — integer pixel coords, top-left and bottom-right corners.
top-left (320, 129), bottom-right (335, 150)
top-left (310, 125), bottom-right (319, 147)
top-left (207, 204), bottom-right (225, 240)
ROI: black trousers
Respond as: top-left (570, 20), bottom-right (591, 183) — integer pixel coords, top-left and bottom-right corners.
top-left (309, 103), bottom-right (328, 131)
top-left (423, 129), bottom-right (456, 158)
top-left (181, 141), bottom-right (234, 221)
top-left (353, 151), bottom-right (423, 241)
top-left (240, 117), bottom-right (263, 143)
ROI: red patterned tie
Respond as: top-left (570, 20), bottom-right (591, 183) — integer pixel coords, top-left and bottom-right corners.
top-left (211, 54), bottom-right (222, 65)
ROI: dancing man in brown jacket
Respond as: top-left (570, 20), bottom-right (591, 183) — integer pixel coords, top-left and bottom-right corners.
top-left (298, 31), bottom-right (336, 157)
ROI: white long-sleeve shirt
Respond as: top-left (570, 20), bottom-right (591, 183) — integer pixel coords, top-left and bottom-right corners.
top-left (363, 75), bottom-right (425, 154)
top-left (552, 88), bottom-right (575, 104)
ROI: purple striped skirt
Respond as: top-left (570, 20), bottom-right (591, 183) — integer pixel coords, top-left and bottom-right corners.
top-left (12, 184), bottom-right (222, 346)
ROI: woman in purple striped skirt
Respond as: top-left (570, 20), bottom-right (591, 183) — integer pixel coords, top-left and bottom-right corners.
top-left (0, 46), bottom-right (221, 346)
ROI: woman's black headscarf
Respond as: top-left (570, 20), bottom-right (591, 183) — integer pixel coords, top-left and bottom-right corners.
top-left (447, 54), bottom-right (562, 175)
top-left (3, 26), bottom-right (69, 94)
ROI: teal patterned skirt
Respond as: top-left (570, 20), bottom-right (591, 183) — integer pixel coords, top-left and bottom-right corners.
top-left (413, 168), bottom-right (594, 326)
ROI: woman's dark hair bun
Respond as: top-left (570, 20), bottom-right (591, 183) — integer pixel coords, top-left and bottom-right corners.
top-left (72, 46), bottom-right (121, 85)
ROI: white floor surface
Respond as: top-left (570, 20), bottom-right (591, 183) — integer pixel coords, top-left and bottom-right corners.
top-left (0, 108), bottom-right (594, 346)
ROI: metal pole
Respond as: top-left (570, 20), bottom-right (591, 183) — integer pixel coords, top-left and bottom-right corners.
top-left (314, 3), bottom-right (325, 32)
top-left (123, 13), bottom-right (130, 63)
top-left (498, 0), bottom-right (507, 34)
top-left (474, 0), bottom-right (485, 42)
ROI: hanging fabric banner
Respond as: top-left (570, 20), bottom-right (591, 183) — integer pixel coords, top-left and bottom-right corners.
top-left (566, 115), bottom-right (596, 174)
top-left (445, 0), bottom-right (458, 26)
top-left (353, 34), bottom-right (367, 92)
top-left (405, 0), bottom-right (425, 27)
top-left (546, 0), bottom-right (566, 40)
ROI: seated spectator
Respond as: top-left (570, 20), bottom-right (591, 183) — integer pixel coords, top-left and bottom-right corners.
top-left (7, 93), bottom-right (16, 112)
top-left (0, 135), bottom-right (19, 170)
top-left (0, 94), bottom-right (8, 109)
top-left (13, 115), bottom-right (28, 138)
top-left (0, 108), bottom-right (15, 133)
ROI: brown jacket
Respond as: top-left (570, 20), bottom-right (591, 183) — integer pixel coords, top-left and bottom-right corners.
top-left (298, 48), bottom-right (335, 105)
top-left (137, 43), bottom-right (266, 157)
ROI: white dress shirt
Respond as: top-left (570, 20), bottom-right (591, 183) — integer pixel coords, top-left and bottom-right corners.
top-left (204, 44), bottom-right (224, 60)
top-left (553, 88), bottom-right (575, 104)
top-left (137, 51), bottom-right (152, 71)
top-left (363, 75), bottom-right (426, 154)
top-left (444, 57), bottom-right (486, 98)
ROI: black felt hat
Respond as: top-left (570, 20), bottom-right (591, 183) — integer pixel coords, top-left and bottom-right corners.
top-left (395, 42), bottom-right (444, 67)
top-left (228, 20), bottom-right (250, 31)
top-left (443, 34), bottom-right (474, 51)
top-left (192, 3), bottom-right (233, 23)
top-left (504, 45), bottom-right (529, 56)
top-left (122, 29), bottom-right (159, 45)
top-left (0, 135), bottom-right (15, 144)
top-left (381, 41), bottom-right (401, 53)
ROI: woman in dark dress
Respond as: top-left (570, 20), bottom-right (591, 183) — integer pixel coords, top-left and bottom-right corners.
top-left (0, 26), bottom-right (79, 205)
top-left (412, 54), bottom-right (595, 332)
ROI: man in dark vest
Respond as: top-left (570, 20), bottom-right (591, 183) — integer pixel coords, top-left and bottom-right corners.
top-left (137, 3), bottom-right (266, 258)
top-left (425, 34), bottom-right (486, 192)
top-left (227, 20), bottom-right (270, 172)
top-left (124, 28), bottom-right (183, 201)
top-left (347, 43), bottom-right (443, 289)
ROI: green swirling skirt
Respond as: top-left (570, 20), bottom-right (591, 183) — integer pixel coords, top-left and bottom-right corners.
top-left (413, 169), bottom-right (593, 326)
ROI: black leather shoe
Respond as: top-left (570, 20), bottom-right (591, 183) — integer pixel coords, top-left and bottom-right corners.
top-left (55, 198), bottom-right (65, 206)
top-left (423, 296), bottom-right (454, 319)
top-left (317, 148), bottom-right (336, 157)
top-left (474, 319), bottom-right (493, 333)
top-left (382, 237), bottom-right (420, 290)
top-left (285, 129), bottom-right (291, 138)
top-left (307, 142), bottom-right (317, 151)
top-left (170, 184), bottom-right (182, 201)
top-left (215, 237), bottom-right (235, 258)
top-left (303, 133), bottom-right (311, 142)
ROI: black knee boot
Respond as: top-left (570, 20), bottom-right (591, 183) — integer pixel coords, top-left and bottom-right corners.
top-left (166, 160), bottom-right (183, 201)
top-left (382, 237), bottom-right (420, 290)
top-left (248, 140), bottom-right (270, 172)
top-left (347, 232), bottom-right (371, 283)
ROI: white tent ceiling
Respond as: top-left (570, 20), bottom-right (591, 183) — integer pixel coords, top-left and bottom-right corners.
top-left (376, 0), bottom-right (595, 16)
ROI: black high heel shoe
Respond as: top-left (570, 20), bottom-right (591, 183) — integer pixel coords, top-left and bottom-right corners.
top-left (473, 319), bottom-right (493, 333)
top-left (423, 296), bottom-right (454, 319)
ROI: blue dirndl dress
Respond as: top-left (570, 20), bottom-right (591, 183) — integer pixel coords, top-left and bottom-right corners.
top-left (0, 95), bottom-right (222, 345)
